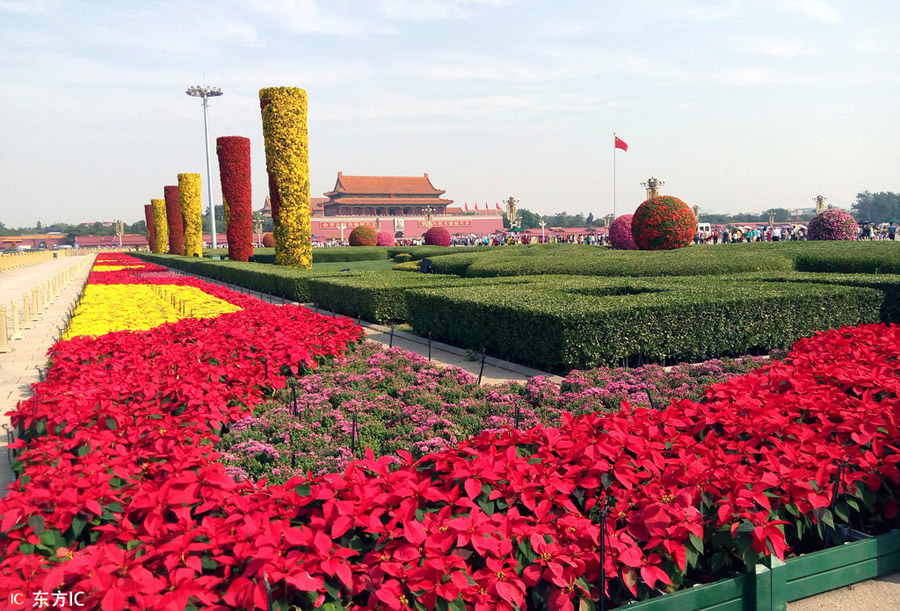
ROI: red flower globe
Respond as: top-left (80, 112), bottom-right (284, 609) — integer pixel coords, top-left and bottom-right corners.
top-left (631, 196), bottom-right (696, 250)
top-left (261, 232), bottom-right (276, 247)
top-left (423, 226), bottom-right (451, 246)
top-left (349, 225), bottom-right (377, 246)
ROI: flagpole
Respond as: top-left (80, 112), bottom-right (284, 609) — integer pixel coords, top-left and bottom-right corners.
top-left (613, 132), bottom-right (617, 219)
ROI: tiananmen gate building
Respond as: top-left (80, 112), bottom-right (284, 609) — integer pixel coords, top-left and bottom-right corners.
top-left (307, 173), bottom-right (505, 239)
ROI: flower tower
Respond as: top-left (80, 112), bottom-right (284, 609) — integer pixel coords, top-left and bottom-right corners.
top-left (164, 185), bottom-right (185, 255)
top-left (143, 204), bottom-right (157, 252)
top-left (178, 173), bottom-right (203, 257)
top-left (259, 87), bottom-right (311, 269)
top-left (216, 136), bottom-right (254, 261)
top-left (150, 198), bottom-right (168, 254)
top-left (631, 196), bottom-right (696, 250)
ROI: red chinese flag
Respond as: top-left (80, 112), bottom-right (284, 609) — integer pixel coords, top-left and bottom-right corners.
top-left (474, 202), bottom-right (479, 210)
top-left (495, 202), bottom-right (501, 210)
top-left (464, 202), bottom-right (469, 212)
top-left (615, 136), bottom-right (628, 151)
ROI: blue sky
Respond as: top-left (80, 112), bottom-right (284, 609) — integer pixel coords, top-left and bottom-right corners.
top-left (0, 0), bottom-right (897, 227)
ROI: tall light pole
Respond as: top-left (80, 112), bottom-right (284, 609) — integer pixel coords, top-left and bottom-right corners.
top-left (185, 85), bottom-right (223, 249)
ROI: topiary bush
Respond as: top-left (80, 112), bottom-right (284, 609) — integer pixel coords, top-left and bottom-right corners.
top-left (423, 226), bottom-right (451, 247)
top-left (262, 233), bottom-right (276, 248)
top-left (349, 225), bottom-right (378, 246)
top-left (808, 209), bottom-right (858, 241)
top-left (631, 195), bottom-right (696, 251)
top-left (376, 231), bottom-right (396, 247)
top-left (609, 214), bottom-right (637, 250)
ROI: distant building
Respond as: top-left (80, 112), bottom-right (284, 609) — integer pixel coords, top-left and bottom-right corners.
top-left (322, 173), bottom-right (453, 217)
top-left (254, 172), bottom-right (504, 239)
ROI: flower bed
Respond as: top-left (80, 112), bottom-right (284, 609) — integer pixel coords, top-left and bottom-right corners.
top-left (218, 343), bottom-right (769, 482)
top-left (2, 252), bottom-right (899, 610)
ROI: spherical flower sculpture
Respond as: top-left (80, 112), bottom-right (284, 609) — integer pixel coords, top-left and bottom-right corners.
top-left (376, 231), bottom-right (396, 247)
top-left (262, 233), bottom-right (276, 247)
top-left (423, 226), bottom-right (451, 246)
top-left (348, 225), bottom-right (377, 246)
top-left (609, 214), bottom-right (637, 250)
top-left (631, 196), bottom-right (696, 250)
top-left (808, 208), bottom-right (858, 241)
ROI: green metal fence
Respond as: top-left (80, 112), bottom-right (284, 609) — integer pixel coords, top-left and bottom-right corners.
top-left (623, 530), bottom-right (900, 611)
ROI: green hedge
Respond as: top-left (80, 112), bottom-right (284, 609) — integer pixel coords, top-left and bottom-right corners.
top-left (305, 273), bottom-right (522, 323)
top-left (386, 245), bottom-right (492, 261)
top-left (421, 242), bottom-right (900, 278)
top-left (133, 253), bottom-right (352, 302)
top-left (404, 275), bottom-right (883, 371)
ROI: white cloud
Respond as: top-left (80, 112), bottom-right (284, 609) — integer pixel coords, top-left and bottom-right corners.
top-left (742, 37), bottom-right (816, 57)
top-left (0, 0), bottom-right (48, 14)
top-left (378, 0), bottom-right (516, 21)
top-left (783, 0), bottom-right (839, 23)
top-left (719, 66), bottom-right (819, 86)
top-left (243, 0), bottom-right (372, 36)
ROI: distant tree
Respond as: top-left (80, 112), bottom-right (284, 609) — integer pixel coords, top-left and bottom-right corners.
top-left (129, 220), bottom-right (147, 234)
top-left (202, 204), bottom-right (227, 233)
top-left (585, 212), bottom-right (595, 226)
top-left (36, 221), bottom-right (42, 231)
top-left (504, 208), bottom-right (541, 229)
top-left (852, 191), bottom-right (900, 222)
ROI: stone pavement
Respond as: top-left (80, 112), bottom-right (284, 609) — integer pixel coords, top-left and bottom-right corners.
top-left (0, 254), bottom-right (95, 497)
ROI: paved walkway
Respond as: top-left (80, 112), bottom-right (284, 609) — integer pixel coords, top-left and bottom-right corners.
top-left (0, 254), bottom-right (95, 496)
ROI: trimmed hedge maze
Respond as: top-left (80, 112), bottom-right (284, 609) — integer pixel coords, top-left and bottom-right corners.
top-left (138, 241), bottom-right (900, 372)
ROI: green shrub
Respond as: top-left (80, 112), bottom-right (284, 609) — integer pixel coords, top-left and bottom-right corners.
top-left (392, 261), bottom-right (420, 272)
top-left (305, 272), bottom-right (523, 323)
top-left (385, 246), bottom-right (492, 261)
top-left (404, 275), bottom-right (883, 372)
top-left (423, 244), bottom-right (795, 278)
top-left (313, 247), bottom-right (387, 263)
top-left (392, 253), bottom-right (413, 263)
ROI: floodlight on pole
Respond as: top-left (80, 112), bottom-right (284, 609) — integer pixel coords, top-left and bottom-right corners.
top-left (185, 85), bottom-right (223, 249)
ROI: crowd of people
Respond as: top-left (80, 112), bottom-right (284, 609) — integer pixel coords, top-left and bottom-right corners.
top-left (302, 222), bottom-right (899, 249)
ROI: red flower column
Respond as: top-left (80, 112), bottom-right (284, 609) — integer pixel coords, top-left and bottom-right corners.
top-left (143, 204), bottom-right (157, 251)
top-left (216, 136), bottom-right (253, 261)
top-left (164, 185), bottom-right (185, 255)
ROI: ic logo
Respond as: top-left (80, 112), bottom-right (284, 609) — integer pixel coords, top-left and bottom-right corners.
top-left (9, 590), bottom-right (26, 607)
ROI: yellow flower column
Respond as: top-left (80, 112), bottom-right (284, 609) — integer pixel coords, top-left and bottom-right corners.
top-left (179, 173), bottom-right (203, 257)
top-left (150, 198), bottom-right (168, 254)
top-left (259, 87), bottom-right (311, 269)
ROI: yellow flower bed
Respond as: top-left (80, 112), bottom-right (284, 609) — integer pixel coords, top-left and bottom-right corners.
top-left (92, 265), bottom-right (132, 272)
top-left (64, 284), bottom-right (241, 339)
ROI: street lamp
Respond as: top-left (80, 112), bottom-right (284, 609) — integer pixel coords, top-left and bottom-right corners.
top-left (539, 219), bottom-right (546, 241)
top-left (423, 206), bottom-right (435, 229)
top-left (254, 218), bottom-right (263, 247)
top-left (641, 176), bottom-right (664, 200)
top-left (185, 85), bottom-right (223, 249)
top-left (115, 220), bottom-right (124, 248)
